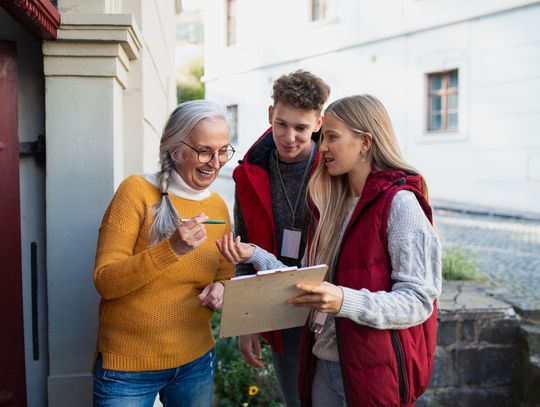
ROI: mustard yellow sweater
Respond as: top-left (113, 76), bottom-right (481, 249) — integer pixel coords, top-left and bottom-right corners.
top-left (93, 175), bottom-right (234, 371)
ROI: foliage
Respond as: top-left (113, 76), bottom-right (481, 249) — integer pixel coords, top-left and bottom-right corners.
top-left (177, 82), bottom-right (204, 104)
top-left (212, 313), bottom-right (284, 407)
top-left (177, 59), bottom-right (205, 104)
top-left (442, 246), bottom-right (487, 282)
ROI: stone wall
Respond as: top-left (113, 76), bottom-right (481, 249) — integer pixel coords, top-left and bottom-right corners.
top-left (417, 281), bottom-right (535, 407)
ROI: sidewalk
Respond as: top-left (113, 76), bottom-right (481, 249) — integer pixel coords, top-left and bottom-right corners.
top-left (434, 207), bottom-right (540, 307)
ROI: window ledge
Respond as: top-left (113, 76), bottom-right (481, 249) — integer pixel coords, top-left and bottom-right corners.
top-left (419, 130), bottom-right (468, 143)
top-left (307, 17), bottom-right (338, 30)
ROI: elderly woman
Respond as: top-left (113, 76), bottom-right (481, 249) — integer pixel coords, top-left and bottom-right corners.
top-left (92, 100), bottom-right (235, 407)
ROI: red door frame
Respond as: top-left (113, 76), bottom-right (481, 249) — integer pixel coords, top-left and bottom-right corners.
top-left (0, 40), bottom-right (27, 407)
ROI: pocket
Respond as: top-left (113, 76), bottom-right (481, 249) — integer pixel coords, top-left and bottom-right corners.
top-left (186, 348), bottom-right (216, 380)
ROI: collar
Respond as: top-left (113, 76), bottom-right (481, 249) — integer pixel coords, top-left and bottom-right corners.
top-left (143, 170), bottom-right (211, 201)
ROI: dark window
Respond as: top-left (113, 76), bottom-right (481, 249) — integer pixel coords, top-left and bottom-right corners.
top-left (227, 105), bottom-right (238, 145)
top-left (427, 70), bottom-right (459, 131)
top-left (226, 0), bottom-right (237, 46)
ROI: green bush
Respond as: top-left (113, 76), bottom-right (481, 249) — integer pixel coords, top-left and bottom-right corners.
top-left (177, 58), bottom-right (205, 104)
top-left (442, 246), bottom-right (487, 282)
top-left (177, 82), bottom-right (204, 104)
top-left (212, 313), bottom-right (284, 407)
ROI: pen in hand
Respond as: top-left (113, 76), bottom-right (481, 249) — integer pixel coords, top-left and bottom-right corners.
top-left (180, 218), bottom-right (226, 224)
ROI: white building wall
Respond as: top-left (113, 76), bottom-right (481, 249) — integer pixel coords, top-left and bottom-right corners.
top-left (205, 0), bottom-right (540, 214)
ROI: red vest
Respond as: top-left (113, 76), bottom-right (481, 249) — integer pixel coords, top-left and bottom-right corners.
top-left (299, 170), bottom-right (437, 406)
top-left (233, 127), bottom-right (320, 353)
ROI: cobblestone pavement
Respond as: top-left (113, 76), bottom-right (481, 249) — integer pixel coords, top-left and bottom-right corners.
top-left (434, 209), bottom-right (540, 306)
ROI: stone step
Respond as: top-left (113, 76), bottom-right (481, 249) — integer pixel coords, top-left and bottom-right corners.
top-left (519, 323), bottom-right (540, 357)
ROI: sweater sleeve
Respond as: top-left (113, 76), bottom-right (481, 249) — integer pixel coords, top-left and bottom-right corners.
top-left (93, 178), bottom-right (179, 300)
top-left (246, 245), bottom-right (287, 271)
top-left (233, 188), bottom-right (257, 276)
top-left (336, 190), bottom-right (442, 329)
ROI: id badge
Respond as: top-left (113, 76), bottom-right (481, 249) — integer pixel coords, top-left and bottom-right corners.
top-left (309, 310), bottom-right (328, 334)
top-left (281, 228), bottom-right (302, 259)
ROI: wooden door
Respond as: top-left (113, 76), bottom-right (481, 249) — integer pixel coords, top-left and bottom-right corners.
top-left (0, 40), bottom-right (27, 407)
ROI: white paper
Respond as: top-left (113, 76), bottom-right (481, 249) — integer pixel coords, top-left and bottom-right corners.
top-left (257, 266), bottom-right (298, 276)
top-left (281, 229), bottom-right (302, 259)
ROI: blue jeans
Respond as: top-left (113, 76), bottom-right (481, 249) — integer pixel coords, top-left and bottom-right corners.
top-left (312, 358), bottom-right (346, 407)
top-left (271, 326), bottom-right (302, 407)
top-left (93, 349), bottom-right (215, 407)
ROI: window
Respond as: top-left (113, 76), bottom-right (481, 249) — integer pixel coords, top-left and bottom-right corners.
top-left (427, 70), bottom-right (458, 131)
top-left (227, 105), bottom-right (238, 145)
top-left (311, 0), bottom-right (327, 21)
top-left (226, 0), bottom-right (237, 47)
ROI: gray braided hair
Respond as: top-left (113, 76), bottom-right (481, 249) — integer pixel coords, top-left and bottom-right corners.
top-left (149, 100), bottom-right (231, 244)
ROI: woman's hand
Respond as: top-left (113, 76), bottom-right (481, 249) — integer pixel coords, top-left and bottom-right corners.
top-left (199, 282), bottom-right (224, 310)
top-left (288, 282), bottom-right (344, 314)
top-left (169, 213), bottom-right (208, 256)
top-left (216, 232), bottom-right (255, 265)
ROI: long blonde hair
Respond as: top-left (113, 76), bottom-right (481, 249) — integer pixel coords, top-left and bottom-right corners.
top-left (307, 94), bottom-right (428, 269)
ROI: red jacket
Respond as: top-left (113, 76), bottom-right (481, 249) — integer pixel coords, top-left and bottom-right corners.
top-left (299, 170), bottom-right (437, 406)
top-left (233, 127), bottom-right (320, 353)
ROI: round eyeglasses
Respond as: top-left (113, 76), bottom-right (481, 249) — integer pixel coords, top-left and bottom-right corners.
top-left (179, 141), bottom-right (236, 164)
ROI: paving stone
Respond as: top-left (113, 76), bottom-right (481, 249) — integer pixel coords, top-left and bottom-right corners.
top-left (435, 210), bottom-right (540, 307)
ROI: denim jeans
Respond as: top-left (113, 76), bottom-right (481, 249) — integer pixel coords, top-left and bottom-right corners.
top-left (271, 326), bottom-right (302, 407)
top-left (93, 349), bottom-right (215, 407)
top-left (312, 358), bottom-right (346, 407)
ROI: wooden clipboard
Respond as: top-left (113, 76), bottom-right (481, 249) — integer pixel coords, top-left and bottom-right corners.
top-left (219, 264), bottom-right (328, 338)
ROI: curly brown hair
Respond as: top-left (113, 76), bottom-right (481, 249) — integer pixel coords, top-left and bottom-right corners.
top-left (272, 70), bottom-right (330, 112)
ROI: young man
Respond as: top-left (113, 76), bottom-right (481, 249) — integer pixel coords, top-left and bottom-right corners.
top-left (233, 70), bottom-right (330, 406)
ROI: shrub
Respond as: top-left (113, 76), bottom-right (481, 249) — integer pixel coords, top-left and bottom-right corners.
top-left (442, 246), bottom-right (487, 282)
top-left (212, 313), bottom-right (284, 407)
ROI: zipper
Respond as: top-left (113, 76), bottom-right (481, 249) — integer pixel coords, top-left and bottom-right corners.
top-left (390, 330), bottom-right (408, 405)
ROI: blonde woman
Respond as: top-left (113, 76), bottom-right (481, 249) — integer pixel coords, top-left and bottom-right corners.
top-left (217, 95), bottom-right (442, 406)
top-left (93, 100), bottom-right (235, 407)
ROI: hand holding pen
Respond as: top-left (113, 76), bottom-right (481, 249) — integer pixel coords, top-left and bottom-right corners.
top-left (168, 213), bottom-right (209, 256)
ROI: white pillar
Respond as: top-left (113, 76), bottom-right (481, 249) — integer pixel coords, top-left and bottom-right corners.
top-left (43, 14), bottom-right (141, 406)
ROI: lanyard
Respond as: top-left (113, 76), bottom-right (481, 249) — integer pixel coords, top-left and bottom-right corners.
top-left (274, 142), bottom-right (316, 229)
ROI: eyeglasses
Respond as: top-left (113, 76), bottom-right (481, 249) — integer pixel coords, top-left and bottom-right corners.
top-left (179, 141), bottom-right (236, 164)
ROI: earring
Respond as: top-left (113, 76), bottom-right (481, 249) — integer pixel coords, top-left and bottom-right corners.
top-left (361, 150), bottom-right (366, 162)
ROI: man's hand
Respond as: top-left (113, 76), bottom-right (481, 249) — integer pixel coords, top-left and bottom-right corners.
top-left (238, 333), bottom-right (264, 368)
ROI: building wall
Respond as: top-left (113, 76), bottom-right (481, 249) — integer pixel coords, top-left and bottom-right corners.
top-left (42, 1), bottom-right (178, 405)
top-left (205, 0), bottom-right (540, 214)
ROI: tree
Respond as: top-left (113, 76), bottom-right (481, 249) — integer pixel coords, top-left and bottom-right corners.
top-left (177, 57), bottom-right (205, 103)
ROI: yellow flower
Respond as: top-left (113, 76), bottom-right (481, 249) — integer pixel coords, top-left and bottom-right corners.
top-left (248, 385), bottom-right (259, 396)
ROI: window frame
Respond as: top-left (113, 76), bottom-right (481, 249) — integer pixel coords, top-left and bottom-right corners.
top-left (226, 0), bottom-right (237, 47)
top-left (311, 0), bottom-right (327, 22)
top-left (226, 104), bottom-right (238, 146)
top-left (426, 69), bottom-right (459, 133)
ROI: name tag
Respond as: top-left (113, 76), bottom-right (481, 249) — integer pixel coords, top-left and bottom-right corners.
top-left (281, 228), bottom-right (302, 259)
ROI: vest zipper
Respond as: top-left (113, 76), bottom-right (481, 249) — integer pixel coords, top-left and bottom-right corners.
top-left (390, 330), bottom-right (408, 405)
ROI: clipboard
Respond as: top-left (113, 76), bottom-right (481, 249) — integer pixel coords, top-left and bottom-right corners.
top-left (219, 264), bottom-right (328, 338)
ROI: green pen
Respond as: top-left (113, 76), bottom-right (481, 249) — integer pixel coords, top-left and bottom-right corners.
top-left (180, 218), bottom-right (226, 224)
